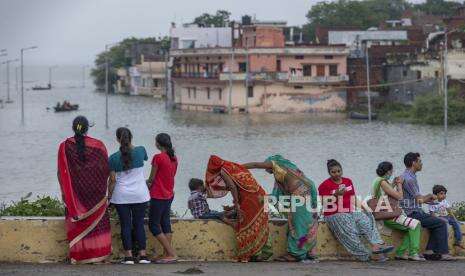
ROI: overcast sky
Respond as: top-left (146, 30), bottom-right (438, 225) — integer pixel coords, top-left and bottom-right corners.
top-left (0, 0), bottom-right (322, 66)
top-left (0, 0), bottom-right (440, 67)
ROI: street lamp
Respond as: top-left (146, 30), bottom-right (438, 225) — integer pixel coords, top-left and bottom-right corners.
top-left (0, 49), bottom-right (7, 105)
top-left (443, 28), bottom-right (458, 146)
top-left (1, 58), bottom-right (19, 103)
top-left (48, 65), bottom-right (58, 88)
top-left (20, 46), bottom-right (38, 125)
top-left (105, 42), bottom-right (119, 129)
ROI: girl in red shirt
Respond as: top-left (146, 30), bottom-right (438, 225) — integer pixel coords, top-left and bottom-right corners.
top-left (147, 133), bottom-right (178, 263)
top-left (318, 159), bottom-right (393, 261)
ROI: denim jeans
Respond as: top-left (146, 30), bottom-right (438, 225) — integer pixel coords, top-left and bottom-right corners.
top-left (439, 215), bottom-right (462, 244)
top-left (199, 210), bottom-right (224, 220)
top-left (149, 198), bottom-right (173, 236)
top-left (114, 202), bottom-right (148, 251)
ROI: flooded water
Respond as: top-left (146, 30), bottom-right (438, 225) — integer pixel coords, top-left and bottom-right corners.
top-left (1, 66), bottom-right (465, 215)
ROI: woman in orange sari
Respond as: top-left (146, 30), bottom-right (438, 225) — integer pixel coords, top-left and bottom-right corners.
top-left (57, 116), bottom-right (111, 264)
top-left (205, 155), bottom-right (272, 262)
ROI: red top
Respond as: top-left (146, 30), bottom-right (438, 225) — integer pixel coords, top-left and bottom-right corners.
top-left (150, 152), bottom-right (178, 199)
top-left (318, 177), bottom-right (356, 217)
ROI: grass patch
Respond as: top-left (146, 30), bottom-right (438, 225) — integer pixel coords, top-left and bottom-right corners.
top-left (0, 193), bottom-right (65, 216)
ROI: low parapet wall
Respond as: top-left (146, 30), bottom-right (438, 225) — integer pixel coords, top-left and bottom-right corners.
top-left (0, 217), bottom-right (463, 263)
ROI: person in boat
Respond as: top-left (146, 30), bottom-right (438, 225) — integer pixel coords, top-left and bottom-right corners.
top-left (205, 155), bottom-right (273, 262)
top-left (63, 101), bottom-right (72, 110)
top-left (57, 116), bottom-right (111, 264)
top-left (243, 155), bottom-right (318, 262)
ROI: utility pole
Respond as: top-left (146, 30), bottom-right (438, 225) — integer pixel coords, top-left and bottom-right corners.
top-left (245, 45), bottom-right (249, 114)
top-left (365, 42), bottom-right (372, 122)
top-left (444, 31), bottom-right (449, 146)
top-left (20, 46), bottom-right (38, 125)
top-left (228, 47), bottom-right (234, 114)
top-left (3, 59), bottom-right (19, 103)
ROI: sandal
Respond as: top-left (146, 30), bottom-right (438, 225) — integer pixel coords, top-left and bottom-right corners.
top-left (155, 257), bottom-right (178, 264)
top-left (274, 254), bottom-right (299, 262)
top-left (373, 245), bottom-right (394, 254)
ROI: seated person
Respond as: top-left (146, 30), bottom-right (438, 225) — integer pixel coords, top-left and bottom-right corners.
top-left (187, 178), bottom-right (236, 225)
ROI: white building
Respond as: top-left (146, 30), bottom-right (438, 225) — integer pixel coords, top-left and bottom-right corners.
top-left (169, 23), bottom-right (232, 49)
top-left (329, 29), bottom-right (408, 51)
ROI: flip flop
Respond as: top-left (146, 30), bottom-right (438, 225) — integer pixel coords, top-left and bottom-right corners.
top-left (373, 245), bottom-right (394, 254)
top-left (155, 258), bottom-right (178, 264)
top-left (274, 255), bottom-right (299, 262)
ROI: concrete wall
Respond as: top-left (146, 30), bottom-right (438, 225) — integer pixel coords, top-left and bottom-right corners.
top-left (0, 217), bottom-right (464, 263)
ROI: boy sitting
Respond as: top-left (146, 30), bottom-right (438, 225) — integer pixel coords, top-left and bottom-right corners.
top-left (430, 185), bottom-right (465, 255)
top-left (188, 178), bottom-right (236, 226)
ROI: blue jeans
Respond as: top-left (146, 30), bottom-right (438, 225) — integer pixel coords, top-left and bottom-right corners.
top-left (114, 202), bottom-right (148, 251)
top-left (410, 210), bottom-right (449, 254)
top-left (440, 215), bottom-right (462, 244)
top-left (199, 210), bottom-right (224, 220)
top-left (149, 198), bottom-right (173, 236)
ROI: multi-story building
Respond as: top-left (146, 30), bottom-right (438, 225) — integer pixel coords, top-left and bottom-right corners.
top-left (170, 22), bottom-right (350, 113)
top-left (128, 54), bottom-right (167, 98)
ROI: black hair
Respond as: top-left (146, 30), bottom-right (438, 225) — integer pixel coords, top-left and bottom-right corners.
top-left (404, 152), bottom-right (420, 168)
top-left (188, 178), bottom-right (204, 191)
top-left (433, 184), bottom-right (447, 195)
top-left (72, 116), bottom-right (89, 162)
top-left (116, 127), bottom-right (133, 171)
top-left (327, 159), bottom-right (342, 173)
top-left (376, 161), bottom-right (393, 177)
top-left (156, 133), bottom-right (175, 161)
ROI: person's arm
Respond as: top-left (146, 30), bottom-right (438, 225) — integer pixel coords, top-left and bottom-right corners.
top-left (108, 171), bottom-right (116, 199)
top-left (380, 180), bottom-right (403, 200)
top-left (57, 171), bottom-right (65, 202)
top-left (146, 164), bottom-right (158, 188)
top-left (242, 161), bottom-right (272, 170)
top-left (220, 170), bottom-right (242, 221)
top-left (416, 194), bottom-right (436, 204)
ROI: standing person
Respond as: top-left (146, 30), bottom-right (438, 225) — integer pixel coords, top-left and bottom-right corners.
top-left (57, 116), bottom-right (111, 264)
top-left (146, 133), bottom-right (178, 263)
top-left (430, 185), bottom-right (465, 255)
top-left (372, 161), bottom-right (424, 261)
top-left (108, 127), bottom-right (151, 264)
top-left (205, 155), bottom-right (273, 262)
top-left (400, 152), bottom-right (453, 260)
top-left (318, 159), bottom-right (393, 262)
top-left (243, 155), bottom-right (318, 262)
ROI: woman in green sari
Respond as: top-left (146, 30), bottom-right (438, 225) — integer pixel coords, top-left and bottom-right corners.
top-left (243, 155), bottom-right (318, 262)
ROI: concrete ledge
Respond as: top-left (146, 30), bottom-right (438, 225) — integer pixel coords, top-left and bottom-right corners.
top-left (0, 217), bottom-right (463, 263)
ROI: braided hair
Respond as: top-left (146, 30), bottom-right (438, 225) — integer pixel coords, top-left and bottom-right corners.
top-left (72, 116), bottom-right (89, 162)
top-left (156, 133), bottom-right (175, 161)
top-left (116, 127), bottom-right (133, 171)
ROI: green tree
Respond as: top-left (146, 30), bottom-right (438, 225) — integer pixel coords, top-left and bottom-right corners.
top-left (305, 0), bottom-right (411, 40)
top-left (413, 0), bottom-right (463, 17)
top-left (193, 10), bottom-right (231, 27)
top-left (91, 37), bottom-right (170, 90)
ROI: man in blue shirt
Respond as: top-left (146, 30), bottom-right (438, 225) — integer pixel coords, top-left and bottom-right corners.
top-left (401, 152), bottom-right (453, 261)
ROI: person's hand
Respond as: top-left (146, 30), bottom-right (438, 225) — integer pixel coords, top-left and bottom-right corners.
top-left (334, 186), bottom-right (346, 196)
top-left (235, 205), bottom-right (244, 223)
top-left (394, 176), bottom-right (403, 186)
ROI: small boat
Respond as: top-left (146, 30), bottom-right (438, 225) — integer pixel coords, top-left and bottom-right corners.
top-left (212, 106), bottom-right (226, 114)
top-left (32, 84), bottom-right (52, 91)
top-left (54, 104), bottom-right (79, 112)
top-left (349, 111), bottom-right (377, 120)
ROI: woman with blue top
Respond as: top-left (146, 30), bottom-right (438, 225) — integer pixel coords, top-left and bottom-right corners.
top-left (108, 127), bottom-right (151, 265)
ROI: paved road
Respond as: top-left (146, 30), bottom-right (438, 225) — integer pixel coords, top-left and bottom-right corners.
top-left (2, 261), bottom-right (465, 276)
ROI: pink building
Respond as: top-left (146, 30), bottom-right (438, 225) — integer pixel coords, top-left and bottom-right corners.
top-left (170, 25), bottom-right (349, 113)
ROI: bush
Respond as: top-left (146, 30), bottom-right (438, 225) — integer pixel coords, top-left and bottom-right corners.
top-left (0, 194), bottom-right (65, 217)
top-left (452, 201), bottom-right (465, 222)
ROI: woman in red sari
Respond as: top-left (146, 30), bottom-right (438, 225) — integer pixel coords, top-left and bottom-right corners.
top-left (205, 155), bottom-right (272, 262)
top-left (57, 116), bottom-right (111, 264)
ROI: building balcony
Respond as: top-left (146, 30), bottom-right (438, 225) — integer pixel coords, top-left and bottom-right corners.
top-left (172, 72), bottom-right (220, 79)
top-left (287, 75), bottom-right (349, 84)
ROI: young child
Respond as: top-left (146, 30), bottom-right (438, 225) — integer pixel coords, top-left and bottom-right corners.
top-left (187, 178), bottom-right (236, 225)
top-left (430, 185), bottom-right (465, 254)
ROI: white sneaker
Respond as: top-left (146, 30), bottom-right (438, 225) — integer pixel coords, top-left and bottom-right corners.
top-left (138, 256), bottom-right (151, 264)
top-left (408, 254), bottom-right (426, 261)
top-left (121, 257), bottom-right (135, 265)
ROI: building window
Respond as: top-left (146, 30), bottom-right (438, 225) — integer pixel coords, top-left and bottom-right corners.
top-left (247, 86), bottom-right (254, 98)
top-left (417, 71), bottom-right (422, 80)
top-left (435, 71), bottom-right (439, 78)
top-left (142, 79), bottom-right (146, 87)
top-left (324, 55), bottom-right (333, 59)
top-left (295, 55), bottom-right (304, 60)
top-left (294, 86), bottom-right (303, 89)
top-left (188, 87), bottom-right (191, 99)
top-left (277, 60), bottom-right (281, 72)
top-left (207, 87), bottom-right (211, 99)
top-left (317, 65), bottom-right (325, 77)
top-left (403, 69), bottom-right (408, 77)
top-left (218, 88), bottom-right (222, 100)
top-left (303, 65), bottom-right (312, 76)
top-left (239, 62), bottom-right (247, 72)
top-left (193, 87), bottom-right (197, 99)
top-left (153, 79), bottom-right (159, 87)
top-left (329, 65), bottom-right (338, 76)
